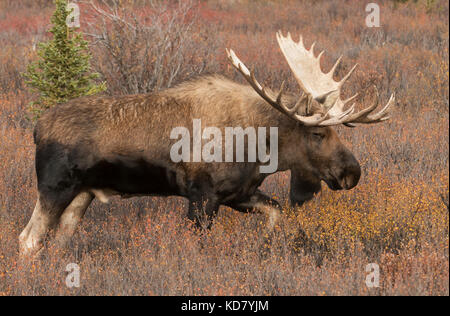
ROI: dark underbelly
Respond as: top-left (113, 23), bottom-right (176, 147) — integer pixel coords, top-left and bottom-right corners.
top-left (82, 157), bottom-right (180, 196)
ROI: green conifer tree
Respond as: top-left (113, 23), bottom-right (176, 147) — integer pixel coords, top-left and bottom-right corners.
top-left (24, 0), bottom-right (106, 121)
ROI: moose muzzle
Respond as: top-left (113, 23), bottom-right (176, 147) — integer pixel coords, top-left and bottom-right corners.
top-left (338, 151), bottom-right (361, 190)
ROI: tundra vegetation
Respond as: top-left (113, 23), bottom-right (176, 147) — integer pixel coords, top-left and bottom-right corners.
top-left (0, 0), bottom-right (448, 295)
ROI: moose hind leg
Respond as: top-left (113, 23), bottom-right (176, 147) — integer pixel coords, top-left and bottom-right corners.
top-left (19, 196), bottom-right (52, 257)
top-left (19, 188), bottom-right (79, 257)
top-left (54, 191), bottom-right (94, 249)
top-left (20, 187), bottom-right (80, 257)
top-left (19, 185), bottom-right (77, 257)
top-left (20, 147), bottom-right (81, 257)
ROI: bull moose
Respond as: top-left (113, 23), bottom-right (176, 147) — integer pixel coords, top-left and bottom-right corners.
top-left (19, 32), bottom-right (394, 256)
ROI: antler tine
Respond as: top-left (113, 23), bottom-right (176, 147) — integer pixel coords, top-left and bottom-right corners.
top-left (310, 42), bottom-right (316, 56)
top-left (276, 81), bottom-right (285, 104)
top-left (327, 55), bottom-right (342, 78)
top-left (306, 94), bottom-right (312, 115)
top-left (287, 31), bottom-right (293, 41)
top-left (317, 50), bottom-right (325, 62)
top-left (343, 93), bottom-right (359, 105)
top-left (298, 34), bottom-right (304, 48)
top-left (294, 112), bottom-right (329, 126)
top-left (339, 63), bottom-right (358, 87)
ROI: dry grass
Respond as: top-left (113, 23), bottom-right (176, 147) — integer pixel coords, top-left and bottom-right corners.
top-left (0, 0), bottom-right (448, 295)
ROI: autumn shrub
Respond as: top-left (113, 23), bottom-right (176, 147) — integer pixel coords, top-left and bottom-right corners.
top-left (83, 0), bottom-right (220, 94)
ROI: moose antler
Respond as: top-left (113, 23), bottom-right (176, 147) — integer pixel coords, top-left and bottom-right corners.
top-left (276, 31), bottom-right (394, 125)
top-left (226, 48), bottom-right (332, 126)
top-left (226, 32), bottom-right (395, 127)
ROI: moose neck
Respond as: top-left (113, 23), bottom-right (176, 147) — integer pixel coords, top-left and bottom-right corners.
top-left (249, 94), bottom-right (306, 173)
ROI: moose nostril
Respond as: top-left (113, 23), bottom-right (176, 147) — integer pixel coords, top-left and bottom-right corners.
top-left (346, 163), bottom-right (361, 189)
top-left (339, 159), bottom-right (361, 190)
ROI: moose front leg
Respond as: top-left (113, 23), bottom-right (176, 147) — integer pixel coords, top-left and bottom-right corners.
top-left (186, 173), bottom-right (220, 230)
top-left (54, 191), bottom-right (94, 249)
top-left (188, 196), bottom-right (220, 230)
top-left (227, 190), bottom-right (281, 233)
top-left (226, 191), bottom-right (281, 256)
